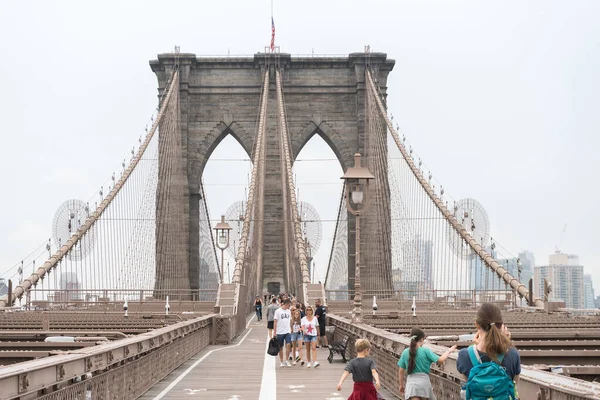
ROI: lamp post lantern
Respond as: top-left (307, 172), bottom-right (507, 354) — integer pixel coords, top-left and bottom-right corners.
top-left (341, 153), bottom-right (374, 323)
top-left (214, 215), bottom-right (232, 283)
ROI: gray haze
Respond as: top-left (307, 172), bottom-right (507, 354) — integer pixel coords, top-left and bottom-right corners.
top-left (1, 1), bottom-right (599, 292)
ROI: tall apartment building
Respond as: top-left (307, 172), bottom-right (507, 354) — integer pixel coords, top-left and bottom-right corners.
top-left (534, 251), bottom-right (584, 309)
top-left (583, 274), bottom-right (596, 309)
top-left (0, 278), bottom-right (7, 297)
top-left (397, 236), bottom-right (433, 291)
top-left (469, 246), bottom-right (499, 291)
top-left (518, 250), bottom-right (535, 287)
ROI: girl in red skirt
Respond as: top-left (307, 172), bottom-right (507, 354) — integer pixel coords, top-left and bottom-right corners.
top-left (336, 339), bottom-right (381, 400)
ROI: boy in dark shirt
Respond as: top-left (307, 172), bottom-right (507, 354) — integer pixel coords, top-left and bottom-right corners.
top-left (336, 339), bottom-right (381, 400)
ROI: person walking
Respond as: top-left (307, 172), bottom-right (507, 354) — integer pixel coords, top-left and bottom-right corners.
top-left (337, 339), bottom-right (381, 400)
top-left (314, 298), bottom-right (329, 348)
top-left (254, 296), bottom-right (263, 321)
top-left (398, 328), bottom-right (457, 399)
top-left (273, 298), bottom-right (292, 367)
top-left (290, 309), bottom-right (304, 366)
top-left (301, 305), bottom-right (320, 368)
top-left (456, 303), bottom-right (521, 399)
top-left (266, 298), bottom-right (278, 339)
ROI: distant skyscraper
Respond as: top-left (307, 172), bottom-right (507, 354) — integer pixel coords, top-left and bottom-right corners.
top-left (535, 251), bottom-right (584, 309)
top-left (58, 272), bottom-right (80, 301)
top-left (0, 278), bottom-right (7, 297)
top-left (583, 274), bottom-right (596, 309)
top-left (396, 236), bottom-right (433, 292)
top-left (469, 246), bottom-right (500, 291)
top-left (549, 252), bottom-right (579, 266)
top-left (518, 250), bottom-right (535, 287)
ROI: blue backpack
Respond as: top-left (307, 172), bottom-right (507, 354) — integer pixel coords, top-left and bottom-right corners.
top-left (466, 345), bottom-right (515, 400)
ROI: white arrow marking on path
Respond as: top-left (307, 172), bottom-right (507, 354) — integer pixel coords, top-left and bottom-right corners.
top-left (183, 388), bottom-right (207, 395)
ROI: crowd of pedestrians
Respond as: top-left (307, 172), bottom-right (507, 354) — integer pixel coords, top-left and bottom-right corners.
top-left (259, 295), bottom-right (521, 400)
top-left (262, 292), bottom-right (325, 368)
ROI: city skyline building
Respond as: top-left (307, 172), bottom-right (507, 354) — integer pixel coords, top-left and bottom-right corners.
top-left (0, 278), bottom-right (7, 297)
top-left (54, 272), bottom-right (81, 302)
top-left (518, 250), bottom-right (535, 288)
top-left (583, 274), bottom-right (596, 309)
top-left (469, 246), bottom-right (500, 291)
top-left (394, 236), bottom-right (433, 295)
top-left (535, 251), bottom-right (584, 309)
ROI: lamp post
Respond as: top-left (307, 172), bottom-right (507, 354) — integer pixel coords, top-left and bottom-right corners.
top-left (214, 215), bottom-right (232, 284)
top-left (517, 258), bottom-right (522, 306)
top-left (305, 237), bottom-right (313, 280)
top-left (341, 153), bottom-right (374, 323)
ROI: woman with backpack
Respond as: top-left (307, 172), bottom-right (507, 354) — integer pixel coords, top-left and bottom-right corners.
top-left (398, 327), bottom-right (457, 399)
top-left (456, 303), bottom-right (521, 399)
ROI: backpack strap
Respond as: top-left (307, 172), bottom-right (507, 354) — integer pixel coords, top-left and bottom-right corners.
top-left (467, 345), bottom-right (482, 366)
top-left (468, 345), bottom-right (506, 366)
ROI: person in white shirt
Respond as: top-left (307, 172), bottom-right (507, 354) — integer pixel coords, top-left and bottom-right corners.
top-left (301, 305), bottom-right (321, 368)
top-left (273, 298), bottom-right (292, 367)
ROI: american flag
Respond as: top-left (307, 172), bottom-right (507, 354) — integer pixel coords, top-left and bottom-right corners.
top-left (270, 17), bottom-right (275, 51)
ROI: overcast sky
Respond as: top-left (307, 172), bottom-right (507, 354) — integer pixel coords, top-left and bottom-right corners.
top-left (1, 1), bottom-right (598, 294)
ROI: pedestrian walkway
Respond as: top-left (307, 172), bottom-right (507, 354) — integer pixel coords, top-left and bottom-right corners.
top-left (139, 316), bottom-right (398, 399)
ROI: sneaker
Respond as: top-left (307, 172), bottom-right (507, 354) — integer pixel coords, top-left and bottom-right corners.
top-left (313, 361), bottom-right (320, 368)
top-left (289, 355), bottom-right (293, 361)
top-left (295, 355), bottom-right (301, 362)
top-left (286, 361), bottom-right (291, 367)
top-left (292, 361), bottom-right (296, 366)
top-left (307, 363), bottom-right (312, 368)
top-left (300, 360), bottom-right (305, 366)
top-left (280, 362), bottom-right (285, 368)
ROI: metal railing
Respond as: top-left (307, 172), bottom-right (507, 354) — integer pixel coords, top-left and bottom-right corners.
top-left (328, 314), bottom-right (600, 400)
top-left (10, 289), bottom-right (218, 312)
top-left (326, 289), bottom-right (516, 307)
top-left (0, 315), bottom-right (213, 399)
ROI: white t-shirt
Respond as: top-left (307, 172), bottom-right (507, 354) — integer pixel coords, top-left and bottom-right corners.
top-left (301, 316), bottom-right (319, 337)
top-left (274, 307), bottom-right (292, 335)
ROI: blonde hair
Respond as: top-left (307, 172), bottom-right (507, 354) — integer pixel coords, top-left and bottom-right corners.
top-left (292, 309), bottom-right (302, 324)
top-left (355, 338), bottom-right (371, 353)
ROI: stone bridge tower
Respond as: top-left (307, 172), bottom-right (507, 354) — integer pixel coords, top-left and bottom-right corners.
top-left (151, 52), bottom-right (395, 295)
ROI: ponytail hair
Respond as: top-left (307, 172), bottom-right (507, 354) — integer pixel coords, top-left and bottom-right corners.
top-left (475, 303), bottom-right (512, 362)
top-left (407, 328), bottom-right (425, 374)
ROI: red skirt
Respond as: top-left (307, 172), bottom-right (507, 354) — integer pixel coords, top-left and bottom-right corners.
top-left (347, 381), bottom-right (378, 400)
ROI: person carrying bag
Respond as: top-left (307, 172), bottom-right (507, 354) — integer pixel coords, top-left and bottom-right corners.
top-left (267, 337), bottom-right (280, 356)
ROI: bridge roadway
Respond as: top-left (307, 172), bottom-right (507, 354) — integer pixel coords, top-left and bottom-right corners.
top-left (140, 316), bottom-right (398, 400)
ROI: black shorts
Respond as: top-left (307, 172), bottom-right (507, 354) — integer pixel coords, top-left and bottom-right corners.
top-left (318, 321), bottom-right (326, 336)
top-left (267, 321), bottom-right (274, 330)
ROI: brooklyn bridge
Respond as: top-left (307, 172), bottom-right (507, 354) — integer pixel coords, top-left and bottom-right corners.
top-left (0, 49), bottom-right (599, 400)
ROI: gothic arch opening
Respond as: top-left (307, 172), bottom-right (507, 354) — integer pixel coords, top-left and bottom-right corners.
top-left (202, 134), bottom-right (252, 283)
top-left (293, 133), bottom-right (344, 284)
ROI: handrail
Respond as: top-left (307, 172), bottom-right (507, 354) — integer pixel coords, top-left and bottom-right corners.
top-left (0, 314), bottom-right (213, 399)
top-left (329, 314), bottom-right (600, 399)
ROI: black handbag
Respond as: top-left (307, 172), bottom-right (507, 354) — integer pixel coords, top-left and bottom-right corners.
top-left (267, 338), bottom-right (280, 356)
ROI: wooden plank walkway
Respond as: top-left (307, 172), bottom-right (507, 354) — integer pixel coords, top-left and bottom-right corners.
top-left (139, 316), bottom-right (398, 400)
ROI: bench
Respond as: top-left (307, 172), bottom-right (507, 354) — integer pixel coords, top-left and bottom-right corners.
top-left (327, 335), bottom-right (350, 363)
